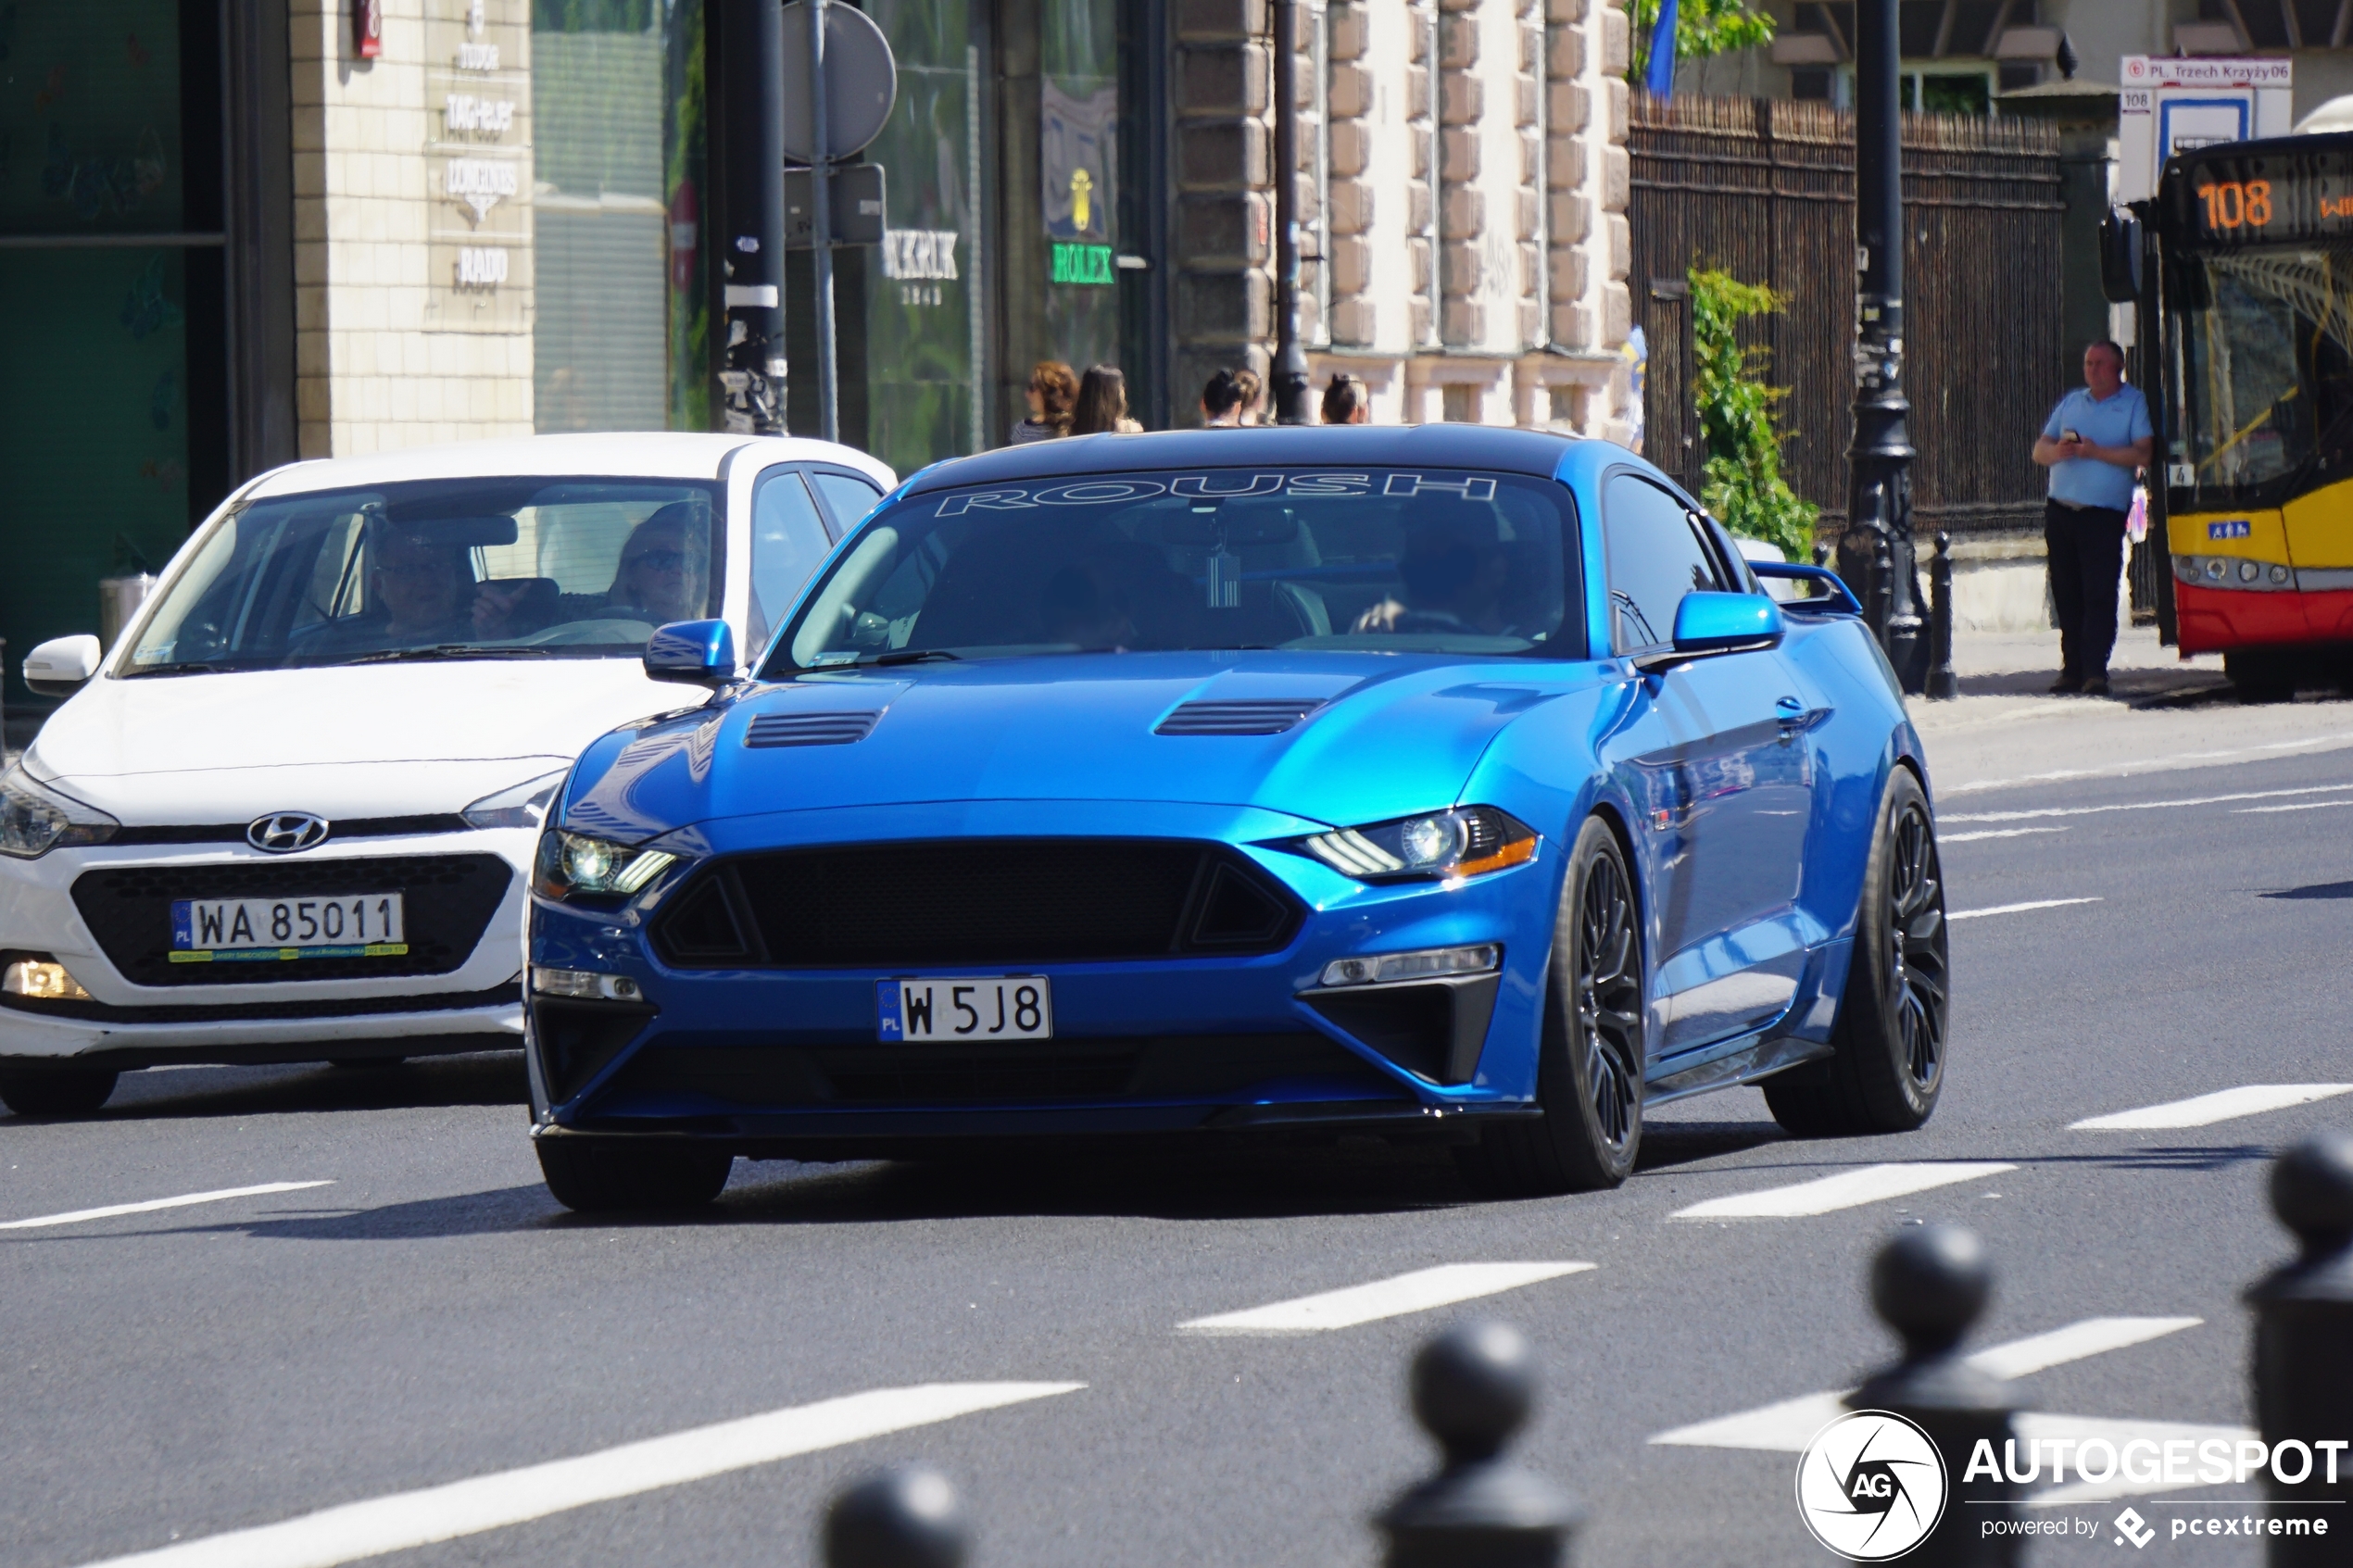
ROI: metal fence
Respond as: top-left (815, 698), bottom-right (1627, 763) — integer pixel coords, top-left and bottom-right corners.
top-left (1629, 94), bottom-right (2065, 542)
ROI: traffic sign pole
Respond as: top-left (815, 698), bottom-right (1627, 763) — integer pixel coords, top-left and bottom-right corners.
top-left (718, 0), bottom-right (786, 435)
top-left (808, 0), bottom-right (839, 444)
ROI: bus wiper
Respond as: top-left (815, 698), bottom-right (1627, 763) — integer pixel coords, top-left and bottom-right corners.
top-left (870, 647), bottom-right (962, 665)
top-left (339, 645), bottom-right (555, 665)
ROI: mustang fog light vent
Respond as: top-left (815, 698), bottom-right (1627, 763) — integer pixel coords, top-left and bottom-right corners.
top-left (532, 967), bottom-right (643, 1002)
top-left (532, 830), bottom-right (677, 900)
top-left (2, 959), bottom-right (92, 1001)
top-left (1319, 944), bottom-right (1501, 988)
top-left (1292, 808), bottom-right (1537, 883)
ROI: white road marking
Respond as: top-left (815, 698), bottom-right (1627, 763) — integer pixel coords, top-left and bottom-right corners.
top-left (1176, 1261), bottom-right (1595, 1335)
top-left (1941, 732), bottom-right (2353, 797)
top-left (1946, 897), bottom-right (2101, 922)
top-left (1945, 783), bottom-right (2350, 823)
top-left (2235, 798), bottom-right (2353, 813)
top-left (0, 1182), bottom-right (334, 1232)
top-left (73, 1382), bottom-right (1084, 1568)
top-left (1940, 827), bottom-right (2070, 844)
top-left (1648, 1316), bottom-right (2204, 1451)
top-left (2070, 1084), bottom-right (2353, 1131)
top-left (1670, 1162), bottom-right (2015, 1221)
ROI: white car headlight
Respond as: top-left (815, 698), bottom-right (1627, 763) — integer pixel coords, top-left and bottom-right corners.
top-left (532, 829), bottom-right (677, 900)
top-left (0, 767), bottom-right (119, 859)
top-left (461, 768), bottom-right (568, 830)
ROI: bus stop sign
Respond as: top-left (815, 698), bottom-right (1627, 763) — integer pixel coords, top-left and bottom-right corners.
top-left (2119, 56), bottom-right (2295, 206)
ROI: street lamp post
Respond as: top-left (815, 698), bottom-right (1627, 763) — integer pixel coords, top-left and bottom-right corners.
top-left (1839, 0), bottom-right (1922, 688)
top-left (1270, 0), bottom-right (1312, 424)
top-left (717, 0), bottom-right (786, 435)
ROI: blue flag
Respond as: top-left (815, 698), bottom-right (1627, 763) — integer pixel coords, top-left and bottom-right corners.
top-left (1645, 0), bottom-right (1678, 95)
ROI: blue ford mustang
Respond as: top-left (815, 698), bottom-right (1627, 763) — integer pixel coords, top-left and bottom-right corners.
top-left (522, 426), bottom-right (1947, 1210)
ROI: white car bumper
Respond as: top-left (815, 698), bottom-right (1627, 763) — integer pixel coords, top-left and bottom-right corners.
top-left (0, 827), bottom-right (534, 1067)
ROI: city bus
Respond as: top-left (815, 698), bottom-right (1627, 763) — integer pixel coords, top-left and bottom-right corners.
top-left (2119, 131), bottom-right (2353, 695)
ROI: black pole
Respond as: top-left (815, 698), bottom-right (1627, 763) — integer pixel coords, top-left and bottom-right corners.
top-left (1839, 0), bottom-right (1920, 689)
top-left (1269, 0), bottom-right (1311, 424)
top-left (718, 0), bottom-right (786, 434)
top-left (1927, 530), bottom-right (1957, 698)
top-left (809, 0), bottom-right (840, 443)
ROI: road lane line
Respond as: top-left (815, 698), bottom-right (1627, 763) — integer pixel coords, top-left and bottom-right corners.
top-left (1647, 1316), bottom-right (2204, 1451)
top-left (1946, 897), bottom-right (2101, 922)
top-left (1940, 827), bottom-right (2070, 844)
top-left (2235, 798), bottom-right (2353, 813)
top-left (2070, 1085), bottom-right (2353, 1131)
top-left (1176, 1261), bottom-right (1595, 1335)
top-left (1945, 784), bottom-right (2350, 824)
top-left (73, 1382), bottom-right (1084, 1568)
top-left (0, 1182), bottom-right (335, 1232)
top-left (1941, 733), bottom-right (2353, 797)
top-left (1670, 1162), bottom-right (2015, 1220)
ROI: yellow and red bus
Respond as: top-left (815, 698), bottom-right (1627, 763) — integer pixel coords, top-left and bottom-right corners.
top-left (2133, 132), bottom-right (2353, 694)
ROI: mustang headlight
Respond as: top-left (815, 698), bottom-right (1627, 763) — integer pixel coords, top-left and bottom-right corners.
top-left (532, 829), bottom-right (678, 900)
top-left (1292, 807), bottom-right (1537, 882)
top-left (0, 767), bottom-right (119, 859)
top-left (462, 768), bottom-right (567, 830)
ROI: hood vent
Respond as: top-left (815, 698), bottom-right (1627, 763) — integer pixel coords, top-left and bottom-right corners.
top-left (745, 710), bottom-right (882, 748)
top-left (1154, 698), bottom-right (1326, 736)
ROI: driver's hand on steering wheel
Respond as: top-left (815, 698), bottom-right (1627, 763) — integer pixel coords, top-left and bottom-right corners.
top-left (472, 581), bottom-right (531, 638)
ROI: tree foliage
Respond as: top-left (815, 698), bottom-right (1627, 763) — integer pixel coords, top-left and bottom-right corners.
top-left (1627, 0), bottom-right (1777, 85)
top-left (1689, 267), bottom-right (1818, 558)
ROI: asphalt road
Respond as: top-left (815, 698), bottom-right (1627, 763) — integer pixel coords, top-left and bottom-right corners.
top-left (7, 689), bottom-right (2353, 1568)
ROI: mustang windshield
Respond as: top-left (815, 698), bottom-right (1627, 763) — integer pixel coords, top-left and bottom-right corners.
top-left (772, 467), bottom-right (1580, 671)
top-left (2170, 244), bottom-right (2353, 507)
top-left (126, 477), bottom-right (723, 675)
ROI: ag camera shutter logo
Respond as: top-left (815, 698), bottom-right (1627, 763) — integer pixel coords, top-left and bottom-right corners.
top-left (1795, 1410), bottom-right (1949, 1561)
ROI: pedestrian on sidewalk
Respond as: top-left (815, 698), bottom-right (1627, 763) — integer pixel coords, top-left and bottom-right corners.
top-left (1072, 364), bottom-right (1142, 434)
top-left (1233, 368), bottom-right (1265, 426)
top-left (1322, 372), bottom-right (1370, 424)
top-left (1199, 370), bottom-right (1245, 428)
top-left (2031, 340), bottom-right (2152, 697)
top-left (1009, 360), bottom-right (1076, 445)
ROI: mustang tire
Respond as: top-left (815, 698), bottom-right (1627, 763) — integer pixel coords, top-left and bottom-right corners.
top-left (1458, 815), bottom-right (1644, 1197)
top-left (535, 1138), bottom-right (734, 1212)
top-left (0, 1068), bottom-right (119, 1119)
top-left (1764, 767), bottom-right (1948, 1137)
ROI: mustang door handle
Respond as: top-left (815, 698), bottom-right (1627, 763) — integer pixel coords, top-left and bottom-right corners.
top-left (1775, 696), bottom-right (1831, 736)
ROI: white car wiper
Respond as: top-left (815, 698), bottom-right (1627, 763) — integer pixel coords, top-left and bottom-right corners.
top-left (338, 645), bottom-right (558, 665)
top-left (120, 660), bottom-right (241, 678)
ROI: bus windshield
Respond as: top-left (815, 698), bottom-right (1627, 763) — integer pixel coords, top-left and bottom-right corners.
top-left (2171, 243), bottom-right (2353, 507)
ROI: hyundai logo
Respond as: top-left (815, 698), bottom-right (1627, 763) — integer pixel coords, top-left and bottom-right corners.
top-left (247, 812), bottom-right (331, 854)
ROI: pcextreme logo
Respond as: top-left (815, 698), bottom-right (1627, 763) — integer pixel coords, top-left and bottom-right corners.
top-left (1796, 1410), bottom-right (1949, 1561)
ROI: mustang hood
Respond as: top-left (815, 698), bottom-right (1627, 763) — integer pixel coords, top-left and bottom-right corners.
top-left (565, 652), bottom-right (1595, 840)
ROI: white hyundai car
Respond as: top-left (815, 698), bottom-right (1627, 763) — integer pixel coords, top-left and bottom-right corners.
top-left (0, 432), bottom-right (892, 1116)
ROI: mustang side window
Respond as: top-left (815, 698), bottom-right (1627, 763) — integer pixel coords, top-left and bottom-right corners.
top-left (1603, 474), bottom-right (1722, 654)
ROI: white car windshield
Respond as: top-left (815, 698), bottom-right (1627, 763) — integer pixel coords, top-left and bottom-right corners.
top-left (124, 477), bottom-right (724, 675)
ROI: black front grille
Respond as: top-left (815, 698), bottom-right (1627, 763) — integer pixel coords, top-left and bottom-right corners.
top-left (594, 1032), bottom-right (1393, 1110)
top-left (744, 711), bottom-right (881, 747)
top-left (70, 854), bottom-right (512, 987)
top-left (534, 998), bottom-right (658, 1103)
top-left (652, 838), bottom-right (1302, 969)
top-left (1154, 698), bottom-right (1325, 735)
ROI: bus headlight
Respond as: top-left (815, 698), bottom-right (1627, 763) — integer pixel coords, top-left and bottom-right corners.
top-left (2205, 558), bottom-right (2228, 581)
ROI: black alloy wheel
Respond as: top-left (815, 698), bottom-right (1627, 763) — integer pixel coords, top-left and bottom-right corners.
top-left (1458, 815), bottom-right (1645, 1197)
top-left (535, 1137), bottom-right (735, 1212)
top-left (0, 1067), bottom-right (119, 1119)
top-left (1763, 768), bottom-right (1948, 1136)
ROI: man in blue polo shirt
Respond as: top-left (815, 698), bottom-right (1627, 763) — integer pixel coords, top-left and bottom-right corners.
top-left (2032, 340), bottom-right (2153, 696)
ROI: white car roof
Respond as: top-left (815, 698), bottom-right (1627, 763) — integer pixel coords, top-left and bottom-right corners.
top-left (240, 432), bottom-right (894, 499)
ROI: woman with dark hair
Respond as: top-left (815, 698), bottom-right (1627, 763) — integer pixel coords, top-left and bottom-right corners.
top-left (1232, 367), bottom-right (1265, 426)
top-left (1070, 364), bottom-right (1142, 434)
top-left (1322, 371), bottom-right (1370, 424)
top-left (1010, 360), bottom-right (1077, 445)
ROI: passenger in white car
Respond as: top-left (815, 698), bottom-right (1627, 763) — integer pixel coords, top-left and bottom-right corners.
top-left (598, 503), bottom-right (711, 628)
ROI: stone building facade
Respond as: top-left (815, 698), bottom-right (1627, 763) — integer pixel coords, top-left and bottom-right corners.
top-left (1171, 0), bottom-right (1634, 439)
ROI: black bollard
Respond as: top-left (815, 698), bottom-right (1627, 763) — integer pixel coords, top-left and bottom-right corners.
top-left (1927, 531), bottom-right (1958, 700)
top-left (823, 1465), bottom-right (970, 1568)
top-left (1377, 1321), bottom-right (1581, 1568)
top-left (1845, 1225), bottom-right (2022, 1567)
top-left (2246, 1131), bottom-right (2353, 1565)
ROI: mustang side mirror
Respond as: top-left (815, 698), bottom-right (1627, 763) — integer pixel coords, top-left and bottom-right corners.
top-left (1670, 592), bottom-right (1784, 656)
top-left (24, 634), bottom-right (102, 697)
top-left (644, 620), bottom-right (736, 685)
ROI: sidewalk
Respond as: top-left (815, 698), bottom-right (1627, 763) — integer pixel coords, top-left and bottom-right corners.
top-left (1912, 626), bottom-right (2353, 793)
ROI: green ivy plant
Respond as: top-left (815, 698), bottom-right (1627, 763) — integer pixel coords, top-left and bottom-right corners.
top-left (1690, 267), bottom-right (1818, 558)
top-left (1627, 0), bottom-right (1777, 86)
